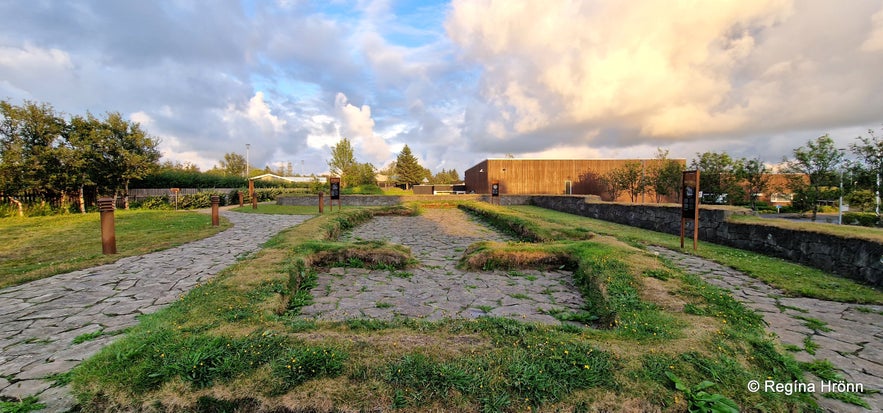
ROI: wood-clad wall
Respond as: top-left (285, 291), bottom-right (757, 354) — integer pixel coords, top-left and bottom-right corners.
top-left (464, 159), bottom-right (686, 202)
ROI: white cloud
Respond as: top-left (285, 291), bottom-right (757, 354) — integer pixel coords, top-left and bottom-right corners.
top-left (334, 92), bottom-right (392, 164)
top-left (862, 6), bottom-right (883, 52)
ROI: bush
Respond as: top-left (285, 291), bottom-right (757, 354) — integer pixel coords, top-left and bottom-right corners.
top-left (178, 192), bottom-right (228, 209)
top-left (343, 184), bottom-right (383, 195)
top-left (842, 212), bottom-right (880, 227)
top-left (132, 196), bottom-right (171, 210)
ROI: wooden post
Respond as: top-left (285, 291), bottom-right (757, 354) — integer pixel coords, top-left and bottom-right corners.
top-left (238, 191), bottom-right (244, 207)
top-left (318, 191), bottom-right (324, 214)
top-left (211, 195), bottom-right (220, 226)
top-left (248, 180), bottom-right (257, 209)
top-left (98, 198), bottom-right (117, 255)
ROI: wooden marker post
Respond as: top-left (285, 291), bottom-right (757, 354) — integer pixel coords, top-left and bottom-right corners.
top-left (680, 170), bottom-right (700, 250)
top-left (248, 179), bottom-right (257, 209)
top-left (171, 188), bottom-right (180, 210)
top-left (98, 198), bottom-right (117, 255)
top-left (238, 191), bottom-right (244, 207)
top-left (210, 195), bottom-right (220, 226)
top-left (318, 191), bottom-right (324, 214)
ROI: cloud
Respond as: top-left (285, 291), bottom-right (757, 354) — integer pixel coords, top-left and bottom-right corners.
top-left (334, 92), bottom-right (392, 164)
top-left (446, 0), bottom-right (883, 154)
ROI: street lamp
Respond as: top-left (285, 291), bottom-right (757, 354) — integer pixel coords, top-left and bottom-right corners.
top-left (245, 144), bottom-right (251, 178)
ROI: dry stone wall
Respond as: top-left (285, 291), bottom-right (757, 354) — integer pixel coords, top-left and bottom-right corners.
top-left (529, 195), bottom-right (882, 287)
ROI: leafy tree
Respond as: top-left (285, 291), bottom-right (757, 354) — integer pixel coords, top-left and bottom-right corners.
top-left (394, 145), bottom-right (425, 189)
top-left (601, 162), bottom-right (645, 202)
top-left (218, 152), bottom-right (248, 177)
top-left (0, 100), bottom-right (66, 199)
top-left (91, 112), bottom-right (160, 208)
top-left (735, 158), bottom-right (771, 211)
top-left (850, 127), bottom-right (883, 216)
top-left (648, 148), bottom-right (684, 203)
top-left (350, 162), bottom-right (377, 186)
top-left (328, 137), bottom-right (358, 187)
top-left (431, 168), bottom-right (461, 184)
top-left (783, 134), bottom-right (845, 221)
top-left (690, 151), bottom-right (741, 204)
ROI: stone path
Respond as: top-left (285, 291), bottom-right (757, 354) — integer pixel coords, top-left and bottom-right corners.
top-left (649, 246), bottom-right (883, 413)
top-left (0, 211), bottom-right (309, 412)
top-left (301, 208), bottom-right (585, 323)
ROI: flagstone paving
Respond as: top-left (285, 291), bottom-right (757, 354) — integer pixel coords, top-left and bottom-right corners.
top-left (301, 208), bottom-right (585, 323)
top-left (649, 246), bottom-right (883, 413)
top-left (0, 211), bottom-right (309, 412)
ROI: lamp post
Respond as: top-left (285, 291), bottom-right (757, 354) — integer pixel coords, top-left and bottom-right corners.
top-left (245, 144), bottom-right (250, 178)
top-left (839, 169), bottom-right (844, 225)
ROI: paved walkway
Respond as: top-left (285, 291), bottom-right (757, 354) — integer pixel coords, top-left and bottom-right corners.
top-left (301, 208), bottom-right (585, 323)
top-left (0, 211), bottom-right (309, 412)
top-left (650, 246), bottom-right (883, 413)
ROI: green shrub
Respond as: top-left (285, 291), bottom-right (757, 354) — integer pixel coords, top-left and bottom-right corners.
top-left (842, 212), bottom-right (880, 227)
top-left (132, 196), bottom-right (171, 210)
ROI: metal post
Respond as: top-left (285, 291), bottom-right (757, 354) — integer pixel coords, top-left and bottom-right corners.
top-left (839, 171), bottom-right (843, 225)
top-left (318, 191), bottom-right (324, 214)
top-left (211, 195), bottom-right (220, 226)
top-left (98, 198), bottom-right (116, 255)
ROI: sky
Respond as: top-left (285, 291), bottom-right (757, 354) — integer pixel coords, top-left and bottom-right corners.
top-left (2, 0), bottom-right (883, 176)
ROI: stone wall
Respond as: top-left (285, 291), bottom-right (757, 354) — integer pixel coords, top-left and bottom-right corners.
top-left (529, 195), bottom-right (882, 287)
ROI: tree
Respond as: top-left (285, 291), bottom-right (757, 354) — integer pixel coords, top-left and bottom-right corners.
top-left (394, 145), bottom-right (424, 189)
top-left (93, 113), bottom-right (161, 208)
top-left (350, 162), bottom-right (377, 186)
top-left (601, 162), bottom-right (645, 202)
top-left (850, 127), bottom-right (883, 216)
top-left (783, 134), bottom-right (845, 221)
top-left (648, 148), bottom-right (684, 203)
top-left (218, 152), bottom-right (247, 177)
top-left (328, 137), bottom-right (358, 187)
top-left (690, 151), bottom-right (742, 204)
top-left (735, 158), bottom-right (771, 211)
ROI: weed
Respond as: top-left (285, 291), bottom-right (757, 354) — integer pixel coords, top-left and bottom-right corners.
top-left (72, 329), bottom-right (105, 345)
top-left (643, 269), bottom-right (672, 281)
top-left (774, 302), bottom-right (809, 313)
top-left (793, 315), bottom-right (833, 332)
top-left (803, 336), bottom-right (818, 355)
top-left (391, 270), bottom-right (413, 279)
top-left (476, 305), bottom-right (495, 313)
top-left (270, 345), bottom-right (347, 394)
top-left (666, 372), bottom-right (739, 413)
top-left (0, 396), bottom-right (45, 413)
top-left (510, 293), bottom-right (529, 300)
top-left (376, 301), bottom-right (394, 309)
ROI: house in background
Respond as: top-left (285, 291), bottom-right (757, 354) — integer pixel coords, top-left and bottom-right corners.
top-left (464, 158), bottom-right (686, 202)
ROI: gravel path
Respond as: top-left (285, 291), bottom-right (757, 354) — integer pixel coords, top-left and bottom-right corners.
top-left (301, 208), bottom-right (585, 323)
top-left (0, 211), bottom-right (310, 412)
top-left (650, 246), bottom-right (883, 413)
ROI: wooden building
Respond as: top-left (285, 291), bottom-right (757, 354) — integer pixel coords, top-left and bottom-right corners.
top-left (464, 158), bottom-right (686, 202)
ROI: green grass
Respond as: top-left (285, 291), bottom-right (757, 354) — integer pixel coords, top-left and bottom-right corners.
top-left (0, 396), bottom-right (45, 413)
top-left (510, 205), bottom-right (883, 304)
top-left (0, 210), bottom-right (230, 289)
top-left (729, 213), bottom-right (883, 243)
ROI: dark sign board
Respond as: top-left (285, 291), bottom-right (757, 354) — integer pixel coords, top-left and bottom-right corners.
top-left (491, 181), bottom-right (500, 197)
top-left (682, 171), bottom-right (698, 219)
top-left (681, 170), bottom-right (700, 250)
top-left (330, 177), bottom-right (341, 200)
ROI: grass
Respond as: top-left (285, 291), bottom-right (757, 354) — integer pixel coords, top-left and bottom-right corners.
top-left (729, 213), bottom-right (883, 243)
top-left (0, 210), bottom-right (231, 289)
top-left (509, 205), bottom-right (883, 304)
top-left (68, 201), bottom-right (859, 411)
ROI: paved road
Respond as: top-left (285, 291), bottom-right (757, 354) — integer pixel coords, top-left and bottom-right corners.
top-left (302, 208), bottom-right (585, 323)
top-left (0, 211), bottom-right (310, 412)
top-left (650, 246), bottom-right (883, 413)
